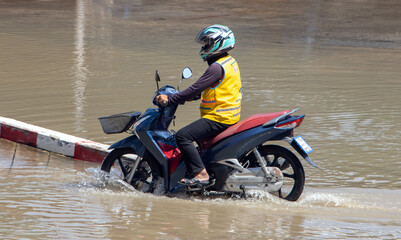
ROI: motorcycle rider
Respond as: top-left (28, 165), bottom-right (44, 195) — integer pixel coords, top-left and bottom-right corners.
top-left (156, 24), bottom-right (242, 186)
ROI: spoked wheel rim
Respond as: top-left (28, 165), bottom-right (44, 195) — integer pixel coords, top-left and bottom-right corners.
top-left (101, 148), bottom-right (154, 193)
top-left (264, 152), bottom-right (297, 199)
top-left (240, 145), bottom-right (305, 201)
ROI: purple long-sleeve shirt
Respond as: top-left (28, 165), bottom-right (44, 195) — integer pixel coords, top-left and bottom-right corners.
top-left (168, 63), bottom-right (223, 105)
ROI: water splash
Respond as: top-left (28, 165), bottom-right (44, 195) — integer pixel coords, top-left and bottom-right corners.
top-left (70, 167), bottom-right (137, 193)
top-left (297, 190), bottom-right (401, 215)
top-left (299, 192), bottom-right (353, 207)
top-left (69, 167), bottom-right (401, 218)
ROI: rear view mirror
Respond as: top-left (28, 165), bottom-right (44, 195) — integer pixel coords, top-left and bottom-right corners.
top-left (178, 67), bottom-right (193, 91)
top-left (182, 67), bottom-right (193, 79)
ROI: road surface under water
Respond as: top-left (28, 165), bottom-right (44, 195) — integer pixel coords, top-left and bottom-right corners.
top-left (1, 140), bottom-right (400, 239)
top-left (0, 0), bottom-right (400, 239)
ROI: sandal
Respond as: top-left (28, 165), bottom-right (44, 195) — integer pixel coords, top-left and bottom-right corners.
top-left (179, 177), bottom-right (210, 187)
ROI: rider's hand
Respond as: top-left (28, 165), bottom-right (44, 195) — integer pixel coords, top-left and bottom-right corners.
top-left (156, 94), bottom-right (168, 106)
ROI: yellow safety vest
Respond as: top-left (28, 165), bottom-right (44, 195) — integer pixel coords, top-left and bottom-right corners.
top-left (200, 55), bottom-right (242, 124)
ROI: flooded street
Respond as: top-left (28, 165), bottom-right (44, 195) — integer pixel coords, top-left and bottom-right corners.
top-left (1, 0), bottom-right (401, 239)
top-left (1, 139), bottom-right (400, 239)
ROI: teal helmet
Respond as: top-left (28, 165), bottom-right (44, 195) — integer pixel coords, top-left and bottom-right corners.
top-left (195, 24), bottom-right (235, 61)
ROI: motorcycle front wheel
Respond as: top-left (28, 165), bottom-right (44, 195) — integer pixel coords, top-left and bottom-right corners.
top-left (100, 148), bottom-right (155, 193)
top-left (240, 145), bottom-right (305, 201)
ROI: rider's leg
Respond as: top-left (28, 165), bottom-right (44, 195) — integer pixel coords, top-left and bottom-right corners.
top-left (175, 118), bottom-right (230, 182)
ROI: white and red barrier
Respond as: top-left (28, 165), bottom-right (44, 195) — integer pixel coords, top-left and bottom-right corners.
top-left (0, 117), bottom-right (110, 163)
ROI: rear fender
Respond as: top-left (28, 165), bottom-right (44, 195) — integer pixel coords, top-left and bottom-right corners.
top-left (284, 137), bottom-right (318, 168)
top-left (108, 135), bottom-right (146, 157)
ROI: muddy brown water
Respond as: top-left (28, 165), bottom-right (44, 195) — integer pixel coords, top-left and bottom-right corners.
top-left (1, 0), bottom-right (401, 239)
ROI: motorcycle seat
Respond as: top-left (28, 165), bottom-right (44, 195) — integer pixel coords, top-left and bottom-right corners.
top-left (200, 110), bottom-right (289, 149)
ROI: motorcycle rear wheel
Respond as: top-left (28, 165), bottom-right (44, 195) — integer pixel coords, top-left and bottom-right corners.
top-left (240, 145), bottom-right (305, 201)
top-left (100, 148), bottom-right (155, 193)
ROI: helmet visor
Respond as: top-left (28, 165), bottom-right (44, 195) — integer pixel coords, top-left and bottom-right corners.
top-left (195, 27), bottom-right (219, 46)
top-left (195, 27), bottom-right (208, 44)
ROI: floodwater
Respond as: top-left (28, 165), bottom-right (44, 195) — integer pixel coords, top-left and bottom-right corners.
top-left (1, 0), bottom-right (400, 239)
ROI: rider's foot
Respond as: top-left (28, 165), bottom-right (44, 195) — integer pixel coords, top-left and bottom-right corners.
top-left (193, 168), bottom-right (209, 182)
top-left (179, 168), bottom-right (210, 186)
top-left (179, 177), bottom-right (210, 187)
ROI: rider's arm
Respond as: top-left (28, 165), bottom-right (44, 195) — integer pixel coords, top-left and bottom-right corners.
top-left (168, 63), bottom-right (223, 105)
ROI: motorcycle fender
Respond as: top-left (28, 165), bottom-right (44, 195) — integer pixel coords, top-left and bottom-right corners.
top-left (288, 138), bottom-right (318, 168)
top-left (108, 135), bottom-right (146, 157)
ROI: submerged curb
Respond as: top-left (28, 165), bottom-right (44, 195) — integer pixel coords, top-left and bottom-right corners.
top-left (0, 117), bottom-right (109, 163)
